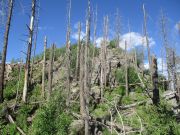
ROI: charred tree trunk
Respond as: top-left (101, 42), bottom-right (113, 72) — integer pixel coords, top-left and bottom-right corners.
top-left (75, 22), bottom-right (81, 82)
top-left (152, 56), bottom-right (160, 105)
top-left (22, 0), bottom-right (36, 102)
top-left (47, 44), bottom-right (55, 101)
top-left (42, 36), bottom-right (47, 99)
top-left (0, 0), bottom-right (14, 103)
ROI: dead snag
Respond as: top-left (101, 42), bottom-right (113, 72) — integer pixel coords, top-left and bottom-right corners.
top-left (22, 0), bottom-right (36, 102)
top-left (100, 15), bottom-right (108, 99)
top-left (143, 4), bottom-right (152, 79)
top-left (47, 44), bottom-right (55, 101)
top-left (115, 8), bottom-right (121, 48)
top-left (65, 0), bottom-right (71, 107)
top-left (83, 0), bottom-right (91, 134)
top-left (125, 40), bottom-right (129, 96)
top-left (42, 36), bottom-right (47, 98)
top-left (0, 0), bottom-right (14, 103)
top-left (30, 2), bottom-right (40, 84)
top-left (152, 56), bottom-right (160, 105)
top-left (75, 22), bottom-right (81, 82)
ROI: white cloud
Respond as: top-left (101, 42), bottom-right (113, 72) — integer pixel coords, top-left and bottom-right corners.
top-left (175, 21), bottom-right (180, 31)
top-left (96, 37), bottom-right (103, 47)
top-left (72, 31), bottom-right (86, 40)
top-left (119, 32), bottom-right (155, 49)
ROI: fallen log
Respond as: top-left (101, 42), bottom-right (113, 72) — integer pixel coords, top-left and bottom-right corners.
top-left (119, 101), bottom-right (147, 110)
top-left (7, 115), bottom-right (26, 135)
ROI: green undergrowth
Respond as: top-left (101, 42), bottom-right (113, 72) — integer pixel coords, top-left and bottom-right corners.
top-left (4, 67), bottom-right (24, 100)
top-left (29, 90), bottom-right (73, 135)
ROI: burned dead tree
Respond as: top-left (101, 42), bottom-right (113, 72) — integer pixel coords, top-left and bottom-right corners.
top-left (125, 40), bottom-right (129, 96)
top-left (91, 5), bottom-right (97, 73)
top-left (160, 10), bottom-right (177, 92)
top-left (115, 8), bottom-right (121, 48)
top-left (143, 4), bottom-right (152, 78)
top-left (100, 16), bottom-right (108, 99)
top-left (0, 0), bottom-right (14, 103)
top-left (75, 22), bottom-right (81, 81)
top-left (152, 56), bottom-right (160, 105)
top-left (22, 0), bottom-right (36, 102)
top-left (30, 1), bottom-right (40, 84)
top-left (47, 44), bottom-right (55, 101)
top-left (42, 36), bottom-right (47, 98)
top-left (65, 0), bottom-right (71, 107)
top-left (79, 0), bottom-right (91, 134)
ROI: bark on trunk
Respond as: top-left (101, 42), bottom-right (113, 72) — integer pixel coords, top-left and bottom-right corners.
top-left (143, 4), bottom-right (152, 79)
top-left (0, 0), bottom-right (14, 103)
top-left (100, 16), bottom-right (108, 99)
top-left (47, 44), bottom-right (55, 101)
top-left (65, 0), bottom-right (71, 107)
top-left (75, 22), bottom-right (81, 81)
top-left (152, 56), bottom-right (160, 105)
top-left (42, 36), bottom-right (47, 98)
top-left (125, 41), bottom-right (129, 96)
top-left (22, 0), bottom-right (36, 102)
top-left (83, 0), bottom-right (91, 134)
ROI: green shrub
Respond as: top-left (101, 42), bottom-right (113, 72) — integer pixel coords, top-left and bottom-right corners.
top-left (137, 102), bottom-right (180, 135)
top-left (30, 90), bottom-right (73, 135)
top-left (4, 67), bottom-right (24, 100)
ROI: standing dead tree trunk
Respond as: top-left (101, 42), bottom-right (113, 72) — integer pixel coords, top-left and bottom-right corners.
top-left (47, 44), bottom-right (55, 101)
top-left (30, 2), bottom-right (40, 84)
top-left (75, 22), bottom-right (81, 82)
top-left (65, 0), bottom-right (71, 107)
top-left (92, 5), bottom-right (97, 63)
top-left (42, 36), bottom-right (47, 99)
top-left (100, 16), bottom-right (108, 99)
top-left (125, 41), bottom-right (129, 96)
top-left (160, 10), bottom-right (177, 92)
top-left (90, 5), bottom-right (97, 81)
top-left (143, 4), bottom-right (152, 79)
top-left (115, 8), bottom-right (121, 48)
top-left (83, 0), bottom-right (91, 134)
top-left (152, 55), bottom-right (160, 105)
top-left (22, 0), bottom-right (36, 103)
top-left (0, 0), bottom-right (14, 103)
top-left (141, 24), bottom-right (145, 76)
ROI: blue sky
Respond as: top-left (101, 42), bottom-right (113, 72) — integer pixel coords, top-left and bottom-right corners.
top-left (0, 0), bottom-right (180, 62)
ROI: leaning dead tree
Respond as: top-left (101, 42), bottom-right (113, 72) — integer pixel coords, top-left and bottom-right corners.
top-left (47, 44), bottom-right (55, 101)
top-left (143, 4), bottom-right (152, 78)
top-left (0, 0), bottom-right (14, 103)
top-left (65, 0), bottom-right (71, 107)
top-left (75, 22), bottom-right (81, 81)
top-left (152, 55), bottom-right (160, 105)
top-left (42, 36), bottom-right (47, 98)
top-left (100, 15), bottom-right (108, 99)
top-left (22, 0), bottom-right (36, 102)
